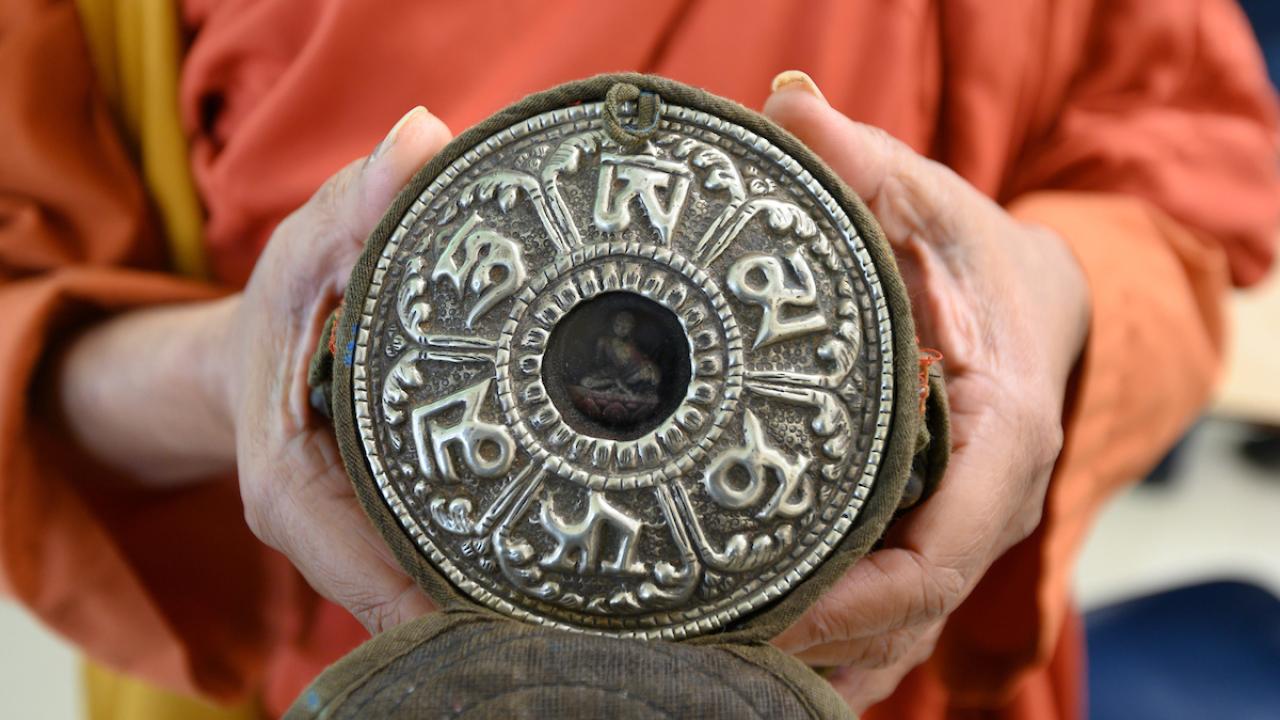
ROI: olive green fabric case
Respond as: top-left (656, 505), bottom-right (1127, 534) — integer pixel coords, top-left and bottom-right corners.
top-left (288, 611), bottom-right (855, 719)
top-left (301, 74), bottom-right (950, 719)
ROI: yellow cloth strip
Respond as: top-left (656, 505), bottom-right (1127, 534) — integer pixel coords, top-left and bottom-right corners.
top-left (84, 661), bottom-right (261, 720)
top-left (73, 2), bottom-right (234, 712)
top-left (74, 0), bottom-right (207, 278)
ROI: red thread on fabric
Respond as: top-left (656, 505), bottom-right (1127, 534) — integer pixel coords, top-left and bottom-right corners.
top-left (917, 345), bottom-right (943, 414)
top-left (328, 301), bottom-right (343, 356)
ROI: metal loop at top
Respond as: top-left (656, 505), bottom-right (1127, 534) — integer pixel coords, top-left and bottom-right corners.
top-left (604, 83), bottom-right (660, 147)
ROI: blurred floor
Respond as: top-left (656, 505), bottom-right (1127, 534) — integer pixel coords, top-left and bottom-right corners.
top-left (1076, 418), bottom-right (1280, 610)
top-left (0, 599), bottom-right (79, 719)
top-left (1078, 272), bottom-right (1280, 609)
top-left (1215, 270), bottom-right (1280, 424)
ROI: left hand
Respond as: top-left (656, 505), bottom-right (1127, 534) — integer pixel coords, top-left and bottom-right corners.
top-left (763, 72), bottom-right (1091, 712)
top-left (222, 107), bottom-right (454, 634)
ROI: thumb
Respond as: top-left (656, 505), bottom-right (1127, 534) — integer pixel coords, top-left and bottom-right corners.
top-left (762, 72), bottom-right (914, 205)
top-left (296, 106), bottom-right (453, 288)
top-left (354, 106), bottom-right (454, 232)
top-left (762, 73), bottom-right (977, 363)
top-left (763, 72), bottom-right (966, 247)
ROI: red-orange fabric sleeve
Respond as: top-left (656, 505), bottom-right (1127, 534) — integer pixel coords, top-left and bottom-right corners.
top-left (0, 0), bottom-right (285, 701)
top-left (932, 0), bottom-right (1279, 704)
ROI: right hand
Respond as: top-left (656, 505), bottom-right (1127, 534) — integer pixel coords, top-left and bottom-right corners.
top-left (763, 75), bottom-right (1088, 711)
top-left (220, 107), bottom-right (453, 634)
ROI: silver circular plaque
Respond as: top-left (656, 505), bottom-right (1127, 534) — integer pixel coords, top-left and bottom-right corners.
top-left (349, 90), bottom-right (894, 639)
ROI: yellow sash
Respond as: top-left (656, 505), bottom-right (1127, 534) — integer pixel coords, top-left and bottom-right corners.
top-left (73, 0), bottom-right (207, 278)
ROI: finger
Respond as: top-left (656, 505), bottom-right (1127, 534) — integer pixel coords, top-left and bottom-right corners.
top-left (762, 72), bottom-right (980, 356)
top-left (244, 107), bottom-right (453, 632)
top-left (279, 484), bottom-right (437, 635)
top-left (353, 106), bottom-right (454, 233)
top-left (763, 72), bottom-right (905, 204)
top-left (286, 106), bottom-right (453, 289)
top-left (273, 108), bottom-right (452, 423)
top-left (775, 440), bottom-right (1049, 656)
top-left (795, 624), bottom-right (924, 668)
top-left (826, 621), bottom-right (943, 714)
top-left (286, 478), bottom-right (437, 636)
top-left (247, 428), bottom-right (437, 634)
top-left (763, 72), bottom-right (982, 250)
top-left (774, 546), bottom-right (964, 654)
top-left (764, 73), bottom-right (941, 210)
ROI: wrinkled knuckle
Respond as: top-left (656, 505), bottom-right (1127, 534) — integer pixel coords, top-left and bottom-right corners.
top-left (1032, 421), bottom-right (1065, 479)
top-left (1012, 400), bottom-right (1063, 471)
top-left (1022, 396), bottom-right (1063, 451)
top-left (859, 632), bottom-right (909, 670)
top-left (932, 568), bottom-right (966, 618)
top-left (917, 155), bottom-right (961, 185)
top-left (806, 597), bottom-right (853, 646)
top-left (345, 592), bottom-right (399, 635)
top-left (256, 211), bottom-right (309, 271)
top-left (270, 211), bottom-right (304, 246)
top-left (1015, 503), bottom-right (1045, 543)
top-left (242, 502), bottom-right (265, 540)
top-left (241, 492), bottom-right (277, 547)
top-left (877, 131), bottom-right (915, 175)
top-left (864, 124), bottom-right (896, 151)
top-left (313, 169), bottom-right (352, 214)
top-left (909, 554), bottom-right (965, 622)
top-left (296, 190), bottom-right (335, 238)
top-left (920, 579), bottom-right (950, 623)
top-left (240, 468), bottom-right (292, 550)
top-left (303, 172), bottom-right (356, 234)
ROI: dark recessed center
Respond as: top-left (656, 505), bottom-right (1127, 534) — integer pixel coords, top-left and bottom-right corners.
top-left (543, 292), bottom-right (691, 440)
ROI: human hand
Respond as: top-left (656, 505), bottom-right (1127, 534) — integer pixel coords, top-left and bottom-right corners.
top-left (763, 73), bottom-right (1090, 712)
top-left (222, 107), bottom-right (453, 634)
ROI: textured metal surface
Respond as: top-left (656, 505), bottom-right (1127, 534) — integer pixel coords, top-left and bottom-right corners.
top-left (351, 98), bottom-right (894, 638)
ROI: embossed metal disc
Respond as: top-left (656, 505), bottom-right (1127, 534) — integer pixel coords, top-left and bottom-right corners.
top-left (349, 85), bottom-right (895, 639)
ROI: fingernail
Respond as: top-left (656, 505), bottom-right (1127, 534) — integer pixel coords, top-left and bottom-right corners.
top-left (770, 70), bottom-right (827, 103)
top-left (374, 106), bottom-right (427, 159)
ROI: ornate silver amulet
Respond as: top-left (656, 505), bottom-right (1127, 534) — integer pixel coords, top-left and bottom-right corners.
top-left (322, 75), bottom-right (931, 640)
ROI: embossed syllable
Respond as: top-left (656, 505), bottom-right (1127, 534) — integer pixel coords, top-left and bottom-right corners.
top-left (351, 95), bottom-right (895, 639)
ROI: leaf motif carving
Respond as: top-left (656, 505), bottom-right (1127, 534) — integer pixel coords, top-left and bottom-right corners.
top-left (430, 496), bottom-right (479, 535)
top-left (396, 256), bottom-right (431, 345)
top-left (763, 201), bottom-right (817, 237)
top-left (498, 184), bottom-right (519, 212)
top-left (542, 133), bottom-right (603, 179)
top-left (667, 137), bottom-right (746, 201)
top-left (382, 349), bottom-right (424, 430)
top-left (439, 171), bottom-right (542, 225)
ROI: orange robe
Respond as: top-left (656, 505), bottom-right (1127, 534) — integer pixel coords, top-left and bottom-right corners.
top-left (2, 1), bottom-right (1277, 718)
